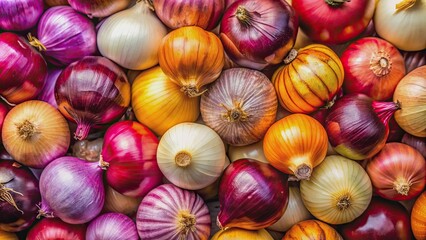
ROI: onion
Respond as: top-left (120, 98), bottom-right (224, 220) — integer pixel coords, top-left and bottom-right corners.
top-left (402, 50), bottom-right (426, 73)
top-left (341, 37), bottom-right (406, 101)
top-left (0, 0), bottom-right (43, 31)
top-left (1, 100), bottom-right (70, 168)
top-left (300, 155), bottom-right (373, 225)
top-left (366, 142), bottom-right (425, 201)
top-left (0, 32), bottom-right (47, 105)
top-left (68, 0), bottom-right (132, 18)
top-left (387, 115), bottom-right (405, 143)
top-left (200, 68), bottom-right (277, 146)
top-left (136, 184), bottom-right (211, 240)
top-left (284, 220), bottom-right (342, 240)
top-left (0, 231), bottom-right (17, 240)
top-left (212, 228), bottom-right (273, 239)
top-left (103, 185), bottom-right (141, 217)
top-left (228, 140), bottom-right (268, 163)
top-left (27, 218), bottom-right (86, 240)
top-left (0, 160), bottom-right (41, 232)
top-left (0, 101), bottom-right (9, 143)
top-left (412, 191), bottom-right (426, 240)
top-left (55, 56), bottom-right (131, 140)
top-left (220, 0), bottom-right (298, 70)
top-left (402, 133), bottom-right (426, 158)
top-left (218, 159), bottom-right (289, 230)
top-left (326, 93), bottom-right (400, 160)
top-left (195, 156), bottom-right (230, 202)
top-left (38, 156), bottom-right (105, 224)
top-left (101, 121), bottom-right (163, 198)
top-left (72, 138), bottom-right (103, 162)
top-left (29, 6), bottom-right (97, 66)
top-left (37, 69), bottom-right (62, 108)
top-left (86, 213), bottom-right (138, 240)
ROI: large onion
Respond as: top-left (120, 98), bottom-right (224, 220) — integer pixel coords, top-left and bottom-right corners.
top-left (0, 0), bottom-right (44, 31)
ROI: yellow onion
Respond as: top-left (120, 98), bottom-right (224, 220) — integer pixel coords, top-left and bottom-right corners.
top-left (211, 228), bottom-right (273, 240)
top-left (102, 185), bottom-right (141, 217)
top-left (228, 140), bottom-right (268, 163)
top-left (283, 220), bottom-right (343, 240)
top-left (0, 230), bottom-right (18, 240)
top-left (300, 155), bottom-right (373, 224)
top-left (132, 66), bottom-right (200, 136)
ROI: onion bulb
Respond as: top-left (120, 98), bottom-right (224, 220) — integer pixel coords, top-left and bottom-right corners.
top-left (412, 191), bottom-right (426, 240)
top-left (211, 228), bottom-right (273, 240)
top-left (283, 220), bottom-right (342, 240)
top-left (228, 140), bottom-right (268, 163)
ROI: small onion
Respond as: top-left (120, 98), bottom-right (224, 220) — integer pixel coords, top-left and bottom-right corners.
top-left (68, 0), bottom-right (132, 18)
top-left (72, 138), bottom-right (103, 162)
top-left (402, 133), bottom-right (426, 158)
top-left (86, 213), bottom-right (138, 240)
top-left (211, 228), bottom-right (273, 240)
top-left (201, 68), bottom-right (277, 146)
top-left (27, 218), bottom-right (86, 240)
top-left (37, 69), bottom-right (62, 109)
top-left (102, 185), bottom-right (141, 217)
top-left (0, 0), bottom-right (43, 31)
top-left (136, 184), bottom-right (211, 240)
top-left (283, 220), bottom-right (342, 240)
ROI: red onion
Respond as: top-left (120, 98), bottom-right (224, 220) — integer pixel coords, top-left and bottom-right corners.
top-left (55, 56), bottom-right (131, 140)
top-left (387, 115), bottom-right (405, 143)
top-left (0, 145), bottom-right (12, 160)
top-left (402, 50), bottom-right (426, 73)
top-left (402, 133), bottom-right (426, 158)
top-left (27, 218), bottom-right (86, 240)
top-left (0, 32), bottom-right (47, 105)
top-left (101, 121), bottom-right (163, 198)
top-left (0, 101), bottom-right (9, 142)
top-left (0, 0), bottom-right (44, 31)
top-left (220, 0), bottom-right (298, 70)
top-left (325, 93), bottom-right (400, 160)
top-left (217, 159), bottom-right (289, 230)
top-left (0, 161), bottom-right (41, 232)
top-left (86, 213), bottom-right (138, 240)
top-left (37, 69), bottom-right (62, 109)
top-left (68, 0), bottom-right (132, 18)
top-left (136, 184), bottom-right (211, 240)
top-left (38, 156), bottom-right (105, 224)
top-left (30, 6), bottom-right (97, 66)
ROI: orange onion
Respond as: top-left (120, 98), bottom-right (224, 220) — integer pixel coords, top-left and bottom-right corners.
top-left (412, 191), bottom-right (426, 240)
top-left (283, 220), bottom-right (342, 240)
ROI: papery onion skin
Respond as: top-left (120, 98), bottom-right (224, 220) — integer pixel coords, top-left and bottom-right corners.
top-left (0, 0), bottom-right (44, 31)
top-left (86, 213), bottom-right (138, 240)
top-left (220, 0), bottom-right (298, 70)
top-left (201, 68), bottom-right (277, 146)
top-left (412, 191), bottom-right (426, 240)
top-left (402, 133), bottom-right (426, 158)
top-left (102, 185), bottom-right (141, 217)
top-left (283, 220), bottom-right (342, 240)
top-left (136, 184), bottom-right (211, 240)
top-left (37, 69), bottom-right (62, 109)
top-left (217, 159), bottom-right (289, 230)
top-left (68, 0), bottom-right (132, 18)
top-left (55, 56), bottom-right (131, 140)
top-left (367, 142), bottom-right (425, 201)
top-left (0, 32), bottom-right (47, 105)
top-left (0, 101), bottom-right (9, 142)
top-left (211, 228), bottom-right (274, 240)
top-left (26, 217), bottom-right (86, 240)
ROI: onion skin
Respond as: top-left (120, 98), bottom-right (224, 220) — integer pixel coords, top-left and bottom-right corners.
top-left (283, 220), bottom-right (342, 240)
top-left (0, 0), bottom-right (44, 31)
top-left (26, 218), bottom-right (86, 240)
top-left (0, 32), bottom-right (47, 105)
top-left (387, 115), bottom-right (405, 143)
top-left (68, 0), bottom-right (132, 18)
top-left (220, 0), bottom-right (298, 70)
top-left (86, 213), bottom-right (138, 240)
top-left (212, 228), bottom-right (274, 240)
top-left (412, 191), bottom-right (426, 240)
top-left (44, 0), bottom-right (69, 7)
top-left (37, 69), bottom-right (62, 109)
top-left (367, 143), bottom-right (425, 201)
top-left (0, 101), bottom-right (9, 142)
top-left (217, 159), bottom-right (289, 230)
top-left (402, 50), bottom-right (426, 73)
top-left (102, 185), bottom-right (141, 217)
top-left (402, 133), bottom-right (426, 158)
top-left (0, 231), bottom-right (17, 240)
top-left (228, 140), bottom-right (268, 163)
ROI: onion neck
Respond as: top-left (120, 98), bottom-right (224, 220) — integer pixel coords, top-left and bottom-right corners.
top-left (16, 120), bottom-right (39, 141)
top-left (175, 151), bottom-right (192, 168)
top-left (181, 84), bottom-right (206, 98)
top-left (27, 33), bottom-right (46, 51)
top-left (284, 49), bottom-right (298, 64)
top-left (75, 123), bottom-right (92, 140)
top-left (370, 51), bottom-right (392, 77)
top-left (177, 210), bottom-right (196, 239)
top-left (0, 183), bottom-right (23, 214)
top-left (394, 179), bottom-right (411, 195)
top-left (221, 102), bottom-right (248, 122)
top-left (325, 0), bottom-right (350, 6)
top-left (236, 6), bottom-right (253, 27)
top-left (294, 163), bottom-right (312, 180)
top-left (336, 194), bottom-right (351, 211)
top-left (372, 101), bottom-right (401, 126)
top-left (396, 0), bottom-right (417, 12)
top-left (37, 203), bottom-right (54, 219)
top-left (98, 155), bottom-right (110, 170)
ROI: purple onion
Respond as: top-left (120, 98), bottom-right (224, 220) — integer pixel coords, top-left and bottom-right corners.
top-left (402, 133), bottom-right (426, 158)
top-left (0, 101), bottom-right (9, 142)
top-left (86, 213), bottom-right (138, 240)
top-left (31, 6), bottom-right (97, 66)
top-left (37, 69), bottom-right (62, 108)
top-left (39, 156), bottom-right (105, 224)
top-left (0, 0), bottom-right (44, 31)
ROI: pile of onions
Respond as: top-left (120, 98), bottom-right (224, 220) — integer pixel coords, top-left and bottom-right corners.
top-left (29, 6), bottom-right (97, 66)
top-left (220, 0), bottom-right (298, 70)
top-left (72, 138), bottom-right (103, 162)
top-left (412, 191), bottom-right (426, 239)
top-left (1, 100), bottom-right (70, 168)
top-left (0, 32), bottom-right (47, 105)
top-left (27, 218), bottom-right (86, 240)
top-left (102, 185), bottom-right (141, 217)
top-left (68, 0), bottom-right (132, 18)
top-left (326, 94), bottom-right (400, 160)
top-left (136, 184), bottom-right (211, 240)
top-left (341, 37), bottom-right (406, 101)
top-left (284, 220), bottom-right (342, 240)
top-left (37, 69), bottom-right (62, 108)
top-left (0, 101), bottom-right (9, 142)
top-left (201, 68), bottom-right (277, 146)
top-left (263, 114), bottom-right (328, 180)
top-left (0, 0), bottom-right (44, 31)
top-left (157, 123), bottom-right (226, 190)
top-left (217, 159), bottom-right (289, 230)
top-left (97, 1), bottom-right (167, 70)
top-left (38, 156), bottom-right (105, 224)
top-left (228, 140), bottom-right (268, 163)
top-left (0, 161), bottom-right (41, 232)
top-left (55, 56), bottom-right (131, 140)
top-left (300, 155), bottom-right (373, 225)
top-left (402, 133), bottom-right (426, 158)
top-left (212, 228), bottom-right (273, 240)
top-left (367, 143), bottom-right (425, 201)
top-left (86, 213), bottom-right (138, 240)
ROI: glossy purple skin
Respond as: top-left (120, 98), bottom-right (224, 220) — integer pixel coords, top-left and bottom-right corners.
top-left (86, 213), bottom-right (138, 240)
top-left (339, 197), bottom-right (413, 240)
top-left (218, 158), bottom-right (289, 230)
top-left (0, 0), bottom-right (43, 31)
top-left (37, 69), bottom-right (62, 108)
top-left (402, 133), bottom-right (426, 158)
top-left (37, 6), bottom-right (97, 66)
top-left (39, 156), bottom-right (105, 224)
top-left (102, 121), bottom-right (163, 198)
top-left (27, 218), bottom-right (86, 240)
top-left (0, 101), bottom-right (9, 142)
top-left (0, 32), bottom-right (47, 104)
top-left (0, 160), bottom-right (41, 232)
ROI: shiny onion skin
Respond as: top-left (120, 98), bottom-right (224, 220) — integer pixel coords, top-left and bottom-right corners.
top-left (136, 184), bottom-right (211, 240)
top-left (283, 220), bottom-right (343, 240)
top-left (367, 143), bottom-right (425, 201)
top-left (292, 0), bottom-right (375, 44)
top-left (31, 6), bottom-right (97, 66)
top-left (402, 133), bottom-right (426, 158)
top-left (131, 66), bottom-right (200, 136)
top-left (325, 94), bottom-right (399, 160)
top-left (263, 114), bottom-right (328, 180)
top-left (200, 68), bottom-right (277, 146)
top-left (55, 56), bottom-right (131, 140)
top-left (0, 101), bottom-right (9, 142)
top-left (68, 0), bottom-right (132, 18)
top-left (412, 191), bottom-right (426, 239)
top-left (86, 213), bottom-right (138, 240)
top-left (153, 0), bottom-right (225, 30)
top-left (26, 218), bottom-right (86, 240)
top-left (402, 50), bottom-right (426, 73)
top-left (159, 26), bottom-right (224, 97)
top-left (37, 69), bottom-right (62, 109)
top-left (211, 228), bottom-right (273, 240)
top-left (101, 121), bottom-right (163, 198)
top-left (0, 0), bottom-right (43, 31)
top-left (0, 32), bottom-right (47, 105)
top-left (217, 159), bottom-right (289, 230)
top-left (272, 44), bottom-right (344, 113)
top-left (220, 0), bottom-right (298, 70)
top-left (102, 185), bottom-right (141, 217)
top-left (341, 37), bottom-right (406, 101)
top-left (0, 161), bottom-right (41, 232)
